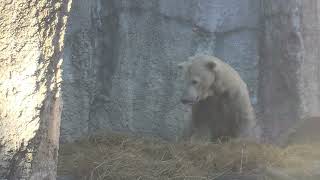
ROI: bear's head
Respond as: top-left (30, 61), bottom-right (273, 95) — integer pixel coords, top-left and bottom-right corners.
top-left (178, 54), bottom-right (216, 105)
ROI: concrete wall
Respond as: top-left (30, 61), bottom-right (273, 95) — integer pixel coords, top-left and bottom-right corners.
top-left (259, 0), bottom-right (320, 142)
top-left (60, 0), bottom-right (261, 142)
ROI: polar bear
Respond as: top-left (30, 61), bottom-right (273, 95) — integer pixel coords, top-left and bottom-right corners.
top-left (178, 54), bottom-right (260, 142)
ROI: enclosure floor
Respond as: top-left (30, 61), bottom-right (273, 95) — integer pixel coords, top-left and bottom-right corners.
top-left (58, 132), bottom-right (320, 180)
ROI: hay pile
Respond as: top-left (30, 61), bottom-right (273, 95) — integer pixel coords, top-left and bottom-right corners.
top-left (58, 132), bottom-right (320, 180)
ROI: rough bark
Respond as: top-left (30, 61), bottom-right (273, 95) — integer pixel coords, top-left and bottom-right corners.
top-left (0, 0), bottom-right (71, 179)
top-left (259, 0), bottom-right (320, 142)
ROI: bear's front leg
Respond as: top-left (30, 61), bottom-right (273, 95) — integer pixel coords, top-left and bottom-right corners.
top-left (190, 125), bottom-right (212, 143)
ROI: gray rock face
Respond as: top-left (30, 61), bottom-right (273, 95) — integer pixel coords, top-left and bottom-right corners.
top-left (259, 0), bottom-right (320, 142)
top-left (60, 0), bottom-right (98, 143)
top-left (60, 0), bottom-right (261, 142)
top-left (1, 0), bottom-right (320, 178)
top-left (0, 0), bottom-right (70, 179)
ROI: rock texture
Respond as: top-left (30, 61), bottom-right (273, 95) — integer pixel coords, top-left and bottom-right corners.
top-left (59, 0), bottom-right (98, 143)
top-left (1, 0), bottom-right (320, 178)
top-left (259, 0), bottom-right (320, 142)
top-left (0, 0), bottom-right (71, 179)
top-left (60, 0), bottom-right (261, 142)
top-left (280, 117), bottom-right (320, 145)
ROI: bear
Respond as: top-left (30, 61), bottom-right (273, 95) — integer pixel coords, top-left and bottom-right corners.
top-left (178, 54), bottom-right (260, 142)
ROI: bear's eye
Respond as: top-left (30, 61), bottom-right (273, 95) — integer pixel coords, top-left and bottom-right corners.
top-left (191, 80), bottom-right (198, 85)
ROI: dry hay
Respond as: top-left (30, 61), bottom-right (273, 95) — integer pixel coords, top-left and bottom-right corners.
top-left (58, 132), bottom-right (320, 180)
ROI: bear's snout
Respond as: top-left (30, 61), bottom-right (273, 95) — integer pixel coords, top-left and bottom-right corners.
top-left (181, 98), bottom-right (195, 105)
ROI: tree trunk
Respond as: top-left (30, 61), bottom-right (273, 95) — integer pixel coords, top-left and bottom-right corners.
top-left (0, 0), bottom-right (71, 179)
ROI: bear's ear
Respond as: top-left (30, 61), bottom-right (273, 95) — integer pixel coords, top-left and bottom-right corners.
top-left (178, 62), bottom-right (190, 71)
top-left (205, 61), bottom-right (216, 72)
top-left (177, 63), bottom-right (184, 70)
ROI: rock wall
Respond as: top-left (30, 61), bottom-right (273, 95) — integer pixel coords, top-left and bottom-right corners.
top-left (1, 0), bottom-right (320, 178)
top-left (259, 0), bottom-right (320, 142)
top-left (1, 0), bottom-right (320, 177)
top-left (59, 0), bottom-right (98, 143)
top-left (0, 0), bottom-right (71, 179)
top-left (60, 0), bottom-right (261, 142)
